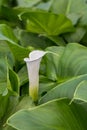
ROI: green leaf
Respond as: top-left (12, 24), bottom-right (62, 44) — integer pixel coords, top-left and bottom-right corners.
top-left (45, 43), bottom-right (87, 81)
top-left (64, 27), bottom-right (86, 43)
top-left (20, 11), bottom-right (74, 35)
top-left (45, 46), bottom-right (65, 81)
top-left (58, 43), bottom-right (87, 78)
top-left (40, 43), bottom-right (87, 103)
top-left (50, 0), bottom-right (86, 14)
top-left (0, 94), bottom-right (9, 121)
top-left (0, 42), bottom-right (14, 68)
top-left (3, 126), bottom-right (16, 130)
top-left (72, 80), bottom-right (87, 102)
top-left (0, 58), bottom-right (19, 128)
top-left (15, 96), bottom-right (35, 111)
top-left (7, 98), bottom-right (87, 130)
top-left (2, 97), bottom-right (35, 129)
top-left (9, 69), bottom-right (20, 94)
top-left (50, 0), bottom-right (87, 26)
top-left (81, 31), bottom-right (87, 46)
top-left (0, 0), bottom-right (10, 7)
top-left (39, 75), bottom-right (57, 96)
top-left (18, 66), bottom-right (28, 86)
top-left (39, 74), bottom-right (87, 104)
top-left (47, 35), bottom-right (65, 46)
top-left (0, 6), bottom-right (20, 26)
top-left (0, 24), bottom-right (30, 61)
top-left (0, 57), bottom-right (8, 96)
top-left (0, 91), bottom-right (18, 129)
top-left (18, 30), bottom-right (55, 49)
top-left (67, 13), bottom-right (81, 25)
top-left (49, 0), bottom-right (87, 42)
top-left (0, 24), bottom-right (18, 43)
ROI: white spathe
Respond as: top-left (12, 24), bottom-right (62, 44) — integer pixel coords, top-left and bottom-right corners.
top-left (24, 50), bottom-right (46, 102)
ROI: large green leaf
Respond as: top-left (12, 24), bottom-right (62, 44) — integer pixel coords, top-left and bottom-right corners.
top-left (20, 11), bottom-right (74, 35)
top-left (49, 0), bottom-right (87, 43)
top-left (45, 43), bottom-right (87, 81)
top-left (50, 0), bottom-right (87, 25)
top-left (39, 74), bottom-right (87, 104)
top-left (58, 43), bottom-right (87, 78)
top-left (2, 96), bottom-right (35, 130)
top-left (7, 98), bottom-right (87, 130)
top-left (39, 43), bottom-right (87, 103)
top-left (0, 24), bottom-right (30, 61)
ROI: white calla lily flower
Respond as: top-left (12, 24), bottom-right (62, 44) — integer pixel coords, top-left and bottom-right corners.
top-left (24, 50), bottom-right (46, 102)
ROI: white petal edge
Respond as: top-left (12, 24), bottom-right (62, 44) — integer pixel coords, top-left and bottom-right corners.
top-left (24, 50), bottom-right (46, 62)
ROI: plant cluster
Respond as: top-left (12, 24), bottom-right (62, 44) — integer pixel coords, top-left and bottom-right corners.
top-left (0, 0), bottom-right (87, 129)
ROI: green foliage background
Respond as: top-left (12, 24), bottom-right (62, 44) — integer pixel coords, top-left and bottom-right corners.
top-left (0, 0), bottom-right (87, 130)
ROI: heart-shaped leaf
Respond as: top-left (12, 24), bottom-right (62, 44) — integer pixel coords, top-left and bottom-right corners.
top-left (20, 11), bottom-right (75, 35)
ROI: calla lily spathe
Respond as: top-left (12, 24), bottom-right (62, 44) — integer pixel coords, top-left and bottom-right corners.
top-left (24, 50), bottom-right (46, 102)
